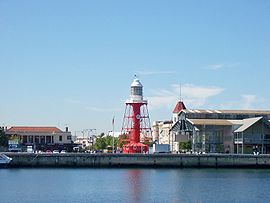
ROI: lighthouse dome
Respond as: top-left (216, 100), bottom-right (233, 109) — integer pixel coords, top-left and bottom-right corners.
top-left (131, 78), bottom-right (143, 87)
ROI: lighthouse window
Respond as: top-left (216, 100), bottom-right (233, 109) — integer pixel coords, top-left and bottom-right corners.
top-left (131, 87), bottom-right (142, 95)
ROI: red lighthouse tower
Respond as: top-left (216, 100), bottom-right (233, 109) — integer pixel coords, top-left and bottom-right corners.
top-left (121, 76), bottom-right (152, 153)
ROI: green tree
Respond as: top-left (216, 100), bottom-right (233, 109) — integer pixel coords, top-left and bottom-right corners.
top-left (216, 143), bottom-right (223, 153)
top-left (0, 129), bottom-right (8, 147)
top-left (94, 134), bottom-right (119, 150)
top-left (104, 136), bottom-right (119, 149)
top-left (94, 135), bottom-right (106, 150)
top-left (179, 140), bottom-right (192, 151)
top-left (118, 134), bottom-right (128, 149)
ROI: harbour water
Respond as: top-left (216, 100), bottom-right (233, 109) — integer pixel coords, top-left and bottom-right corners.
top-left (1, 168), bottom-right (270, 203)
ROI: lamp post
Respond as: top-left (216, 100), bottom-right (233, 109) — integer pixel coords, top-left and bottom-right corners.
top-left (112, 131), bottom-right (114, 153)
top-left (112, 116), bottom-right (115, 153)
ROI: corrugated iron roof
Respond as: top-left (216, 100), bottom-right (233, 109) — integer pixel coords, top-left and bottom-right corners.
top-left (234, 117), bottom-right (263, 133)
top-left (7, 126), bottom-right (63, 133)
top-left (183, 109), bottom-right (270, 115)
top-left (189, 119), bottom-right (234, 126)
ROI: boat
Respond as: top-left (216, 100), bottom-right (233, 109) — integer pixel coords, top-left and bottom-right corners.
top-left (0, 153), bottom-right (12, 167)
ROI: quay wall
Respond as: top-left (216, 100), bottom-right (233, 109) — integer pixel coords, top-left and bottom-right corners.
top-left (4, 153), bottom-right (270, 168)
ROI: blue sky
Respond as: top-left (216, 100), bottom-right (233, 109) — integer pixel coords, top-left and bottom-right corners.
top-left (1, 0), bottom-right (270, 135)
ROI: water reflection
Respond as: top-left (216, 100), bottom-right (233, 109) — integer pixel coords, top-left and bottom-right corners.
top-left (2, 169), bottom-right (270, 203)
top-left (126, 169), bottom-right (142, 203)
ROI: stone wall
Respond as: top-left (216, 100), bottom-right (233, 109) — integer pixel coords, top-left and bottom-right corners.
top-left (4, 153), bottom-right (270, 168)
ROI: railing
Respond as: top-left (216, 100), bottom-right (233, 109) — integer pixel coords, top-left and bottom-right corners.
top-left (234, 138), bottom-right (243, 144)
top-left (234, 138), bottom-right (270, 144)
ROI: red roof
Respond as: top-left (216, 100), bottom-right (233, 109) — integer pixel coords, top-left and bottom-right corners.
top-left (7, 126), bottom-right (63, 133)
top-left (173, 101), bottom-right (186, 113)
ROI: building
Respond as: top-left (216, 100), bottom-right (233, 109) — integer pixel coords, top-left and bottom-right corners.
top-left (74, 137), bottom-right (95, 150)
top-left (152, 120), bottom-right (173, 147)
top-left (5, 126), bottom-right (73, 151)
top-left (153, 101), bottom-right (270, 154)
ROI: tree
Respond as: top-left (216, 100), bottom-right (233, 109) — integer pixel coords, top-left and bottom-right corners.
top-left (94, 134), bottom-right (119, 150)
top-left (216, 143), bottom-right (223, 153)
top-left (0, 129), bottom-right (8, 147)
top-left (104, 135), bottom-right (119, 149)
top-left (179, 140), bottom-right (192, 152)
top-left (94, 135), bottom-right (106, 150)
top-left (118, 134), bottom-right (128, 149)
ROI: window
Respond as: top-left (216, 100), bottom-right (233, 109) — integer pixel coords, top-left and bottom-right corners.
top-left (131, 87), bottom-right (142, 95)
top-left (46, 136), bottom-right (51, 143)
top-left (29, 136), bottom-right (33, 143)
top-left (59, 135), bottom-right (62, 142)
top-left (265, 134), bottom-right (270, 140)
top-left (40, 136), bottom-right (45, 144)
top-left (34, 136), bottom-right (39, 144)
top-left (23, 136), bottom-right (27, 143)
top-left (67, 136), bottom-right (71, 140)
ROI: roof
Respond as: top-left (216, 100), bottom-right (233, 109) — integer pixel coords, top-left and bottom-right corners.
top-left (163, 120), bottom-right (173, 124)
top-left (182, 109), bottom-right (270, 115)
top-left (173, 101), bottom-right (186, 113)
top-left (189, 119), bottom-right (234, 126)
top-left (234, 117), bottom-right (263, 133)
top-left (131, 78), bottom-right (143, 87)
top-left (7, 126), bottom-right (63, 133)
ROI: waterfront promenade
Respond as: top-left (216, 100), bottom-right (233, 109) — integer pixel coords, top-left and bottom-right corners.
top-left (4, 153), bottom-right (270, 168)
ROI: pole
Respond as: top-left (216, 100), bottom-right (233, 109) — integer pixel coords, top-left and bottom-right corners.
top-left (242, 132), bottom-right (244, 154)
top-left (112, 116), bottom-right (115, 153)
top-left (262, 120), bottom-right (264, 154)
top-left (237, 133), bottom-right (239, 154)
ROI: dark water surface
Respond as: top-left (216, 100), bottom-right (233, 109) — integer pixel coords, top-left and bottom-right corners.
top-left (1, 168), bottom-right (270, 203)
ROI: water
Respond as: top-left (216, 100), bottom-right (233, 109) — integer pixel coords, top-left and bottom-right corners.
top-left (1, 168), bottom-right (270, 203)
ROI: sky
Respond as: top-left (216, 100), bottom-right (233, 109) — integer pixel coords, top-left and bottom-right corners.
top-left (1, 0), bottom-right (270, 135)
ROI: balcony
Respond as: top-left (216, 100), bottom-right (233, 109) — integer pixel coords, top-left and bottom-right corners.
top-left (234, 138), bottom-right (243, 144)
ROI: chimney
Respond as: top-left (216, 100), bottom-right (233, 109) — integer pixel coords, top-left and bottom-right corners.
top-left (65, 127), bottom-right (69, 132)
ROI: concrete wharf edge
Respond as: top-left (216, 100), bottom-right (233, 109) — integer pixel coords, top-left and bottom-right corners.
top-left (3, 153), bottom-right (270, 168)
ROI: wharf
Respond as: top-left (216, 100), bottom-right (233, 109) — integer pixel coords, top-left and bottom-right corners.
top-left (3, 153), bottom-right (270, 168)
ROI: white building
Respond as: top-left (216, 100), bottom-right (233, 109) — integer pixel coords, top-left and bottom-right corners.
top-left (74, 137), bottom-right (95, 149)
top-left (154, 101), bottom-right (270, 154)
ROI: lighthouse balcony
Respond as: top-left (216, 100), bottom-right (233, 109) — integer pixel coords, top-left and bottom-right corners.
top-left (126, 99), bottom-right (148, 104)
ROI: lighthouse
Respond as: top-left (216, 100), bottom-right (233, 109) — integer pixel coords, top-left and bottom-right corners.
top-left (121, 76), bottom-right (152, 153)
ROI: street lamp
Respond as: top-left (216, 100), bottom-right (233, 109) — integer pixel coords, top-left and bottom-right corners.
top-left (108, 130), bottom-right (114, 153)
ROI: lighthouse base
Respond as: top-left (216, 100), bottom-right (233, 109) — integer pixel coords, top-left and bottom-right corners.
top-left (123, 142), bottom-right (148, 154)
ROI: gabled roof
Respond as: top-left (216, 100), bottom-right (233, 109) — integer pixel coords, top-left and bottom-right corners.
top-left (182, 109), bottom-right (270, 115)
top-left (7, 126), bottom-right (63, 133)
top-left (173, 101), bottom-right (186, 113)
top-left (234, 117), bottom-right (263, 133)
top-left (189, 119), bottom-right (234, 126)
top-left (170, 118), bottom-right (193, 132)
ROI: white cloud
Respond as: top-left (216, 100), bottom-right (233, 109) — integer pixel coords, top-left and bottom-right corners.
top-left (240, 94), bottom-right (257, 109)
top-left (218, 94), bottom-right (266, 110)
top-left (206, 63), bottom-right (243, 70)
top-left (148, 84), bottom-right (224, 110)
top-left (207, 64), bottom-right (225, 70)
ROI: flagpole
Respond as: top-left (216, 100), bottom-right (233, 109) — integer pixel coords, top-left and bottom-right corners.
top-left (112, 116), bottom-right (115, 153)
